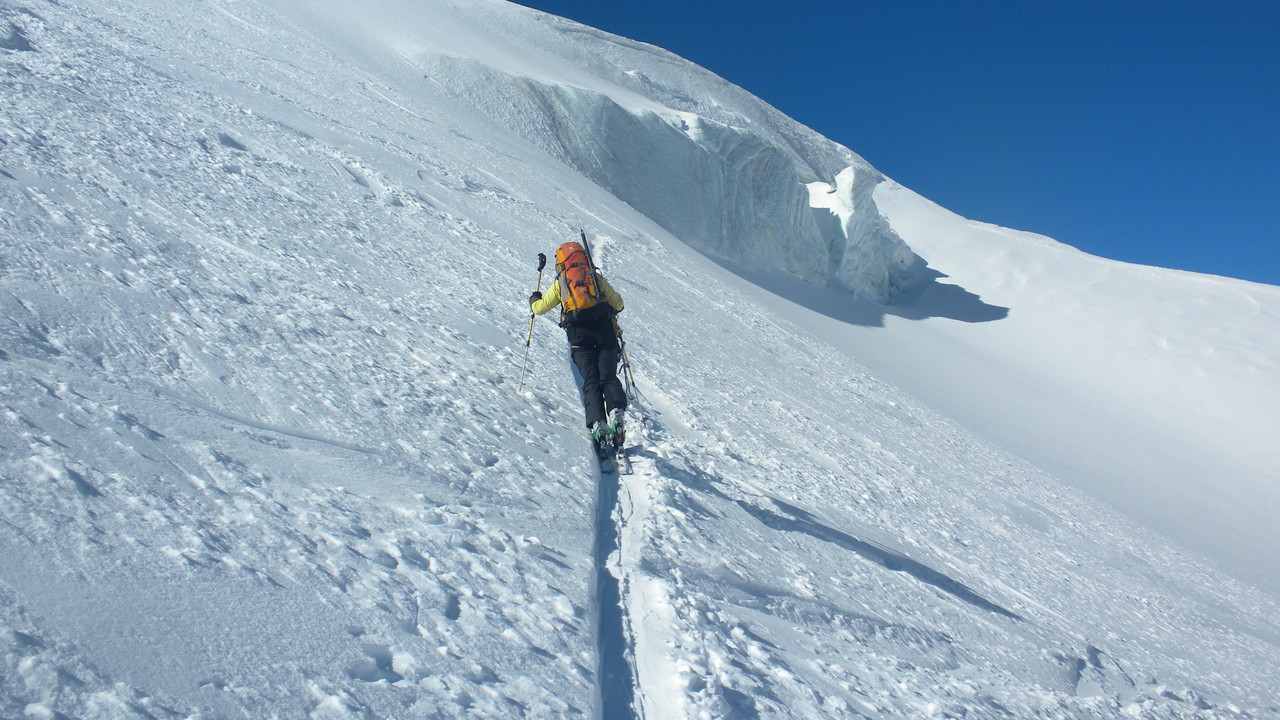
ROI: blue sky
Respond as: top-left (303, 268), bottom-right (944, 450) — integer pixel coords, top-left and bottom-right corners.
top-left (517, 1), bottom-right (1279, 287)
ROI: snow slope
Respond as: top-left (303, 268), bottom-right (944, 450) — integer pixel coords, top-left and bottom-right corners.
top-left (852, 185), bottom-right (1280, 593)
top-left (2, 0), bottom-right (1278, 718)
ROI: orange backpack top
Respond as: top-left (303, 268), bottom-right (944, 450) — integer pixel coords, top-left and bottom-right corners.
top-left (555, 241), bottom-right (601, 317)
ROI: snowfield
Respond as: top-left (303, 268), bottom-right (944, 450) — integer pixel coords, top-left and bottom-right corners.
top-left (2, 0), bottom-right (1278, 718)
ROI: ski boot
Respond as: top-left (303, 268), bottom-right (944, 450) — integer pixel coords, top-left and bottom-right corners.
top-left (590, 421), bottom-right (614, 463)
top-left (607, 407), bottom-right (625, 449)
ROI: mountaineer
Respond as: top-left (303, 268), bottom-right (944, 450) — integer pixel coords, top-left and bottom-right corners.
top-left (529, 239), bottom-right (626, 461)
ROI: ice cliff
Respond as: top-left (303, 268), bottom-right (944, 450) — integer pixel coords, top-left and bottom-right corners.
top-left (410, 7), bottom-right (914, 301)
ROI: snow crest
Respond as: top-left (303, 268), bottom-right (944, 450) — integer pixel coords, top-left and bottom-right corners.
top-left (809, 166), bottom-right (916, 299)
top-left (416, 50), bottom-right (912, 302)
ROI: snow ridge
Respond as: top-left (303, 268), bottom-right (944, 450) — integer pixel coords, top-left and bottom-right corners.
top-left (412, 22), bottom-right (914, 302)
top-left (808, 166), bottom-right (916, 299)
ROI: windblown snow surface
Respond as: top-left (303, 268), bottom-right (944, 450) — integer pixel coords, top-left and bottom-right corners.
top-left (2, 0), bottom-right (1279, 718)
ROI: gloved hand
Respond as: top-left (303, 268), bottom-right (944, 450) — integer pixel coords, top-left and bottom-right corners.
top-left (529, 291), bottom-right (543, 306)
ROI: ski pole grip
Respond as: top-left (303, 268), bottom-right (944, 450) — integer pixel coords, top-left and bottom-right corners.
top-left (536, 253), bottom-right (547, 271)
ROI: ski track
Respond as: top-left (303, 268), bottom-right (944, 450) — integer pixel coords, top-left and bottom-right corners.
top-left (592, 452), bottom-right (638, 720)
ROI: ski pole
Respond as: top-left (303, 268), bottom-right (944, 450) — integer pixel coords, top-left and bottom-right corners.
top-left (613, 318), bottom-right (639, 403)
top-left (518, 252), bottom-right (547, 390)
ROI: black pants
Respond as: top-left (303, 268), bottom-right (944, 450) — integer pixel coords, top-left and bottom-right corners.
top-left (571, 344), bottom-right (626, 428)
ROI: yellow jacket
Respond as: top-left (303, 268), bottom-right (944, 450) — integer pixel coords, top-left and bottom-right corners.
top-left (532, 274), bottom-right (624, 317)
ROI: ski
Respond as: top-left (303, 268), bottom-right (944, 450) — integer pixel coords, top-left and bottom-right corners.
top-left (595, 443), bottom-right (618, 473)
top-left (592, 435), bottom-right (631, 474)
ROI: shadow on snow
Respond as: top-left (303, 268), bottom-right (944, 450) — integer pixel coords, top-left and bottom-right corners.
top-left (644, 442), bottom-right (1022, 622)
top-left (711, 253), bottom-right (1010, 328)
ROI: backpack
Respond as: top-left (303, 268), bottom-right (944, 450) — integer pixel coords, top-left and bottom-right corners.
top-left (555, 241), bottom-right (602, 319)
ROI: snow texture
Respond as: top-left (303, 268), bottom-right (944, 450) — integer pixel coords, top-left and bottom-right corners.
top-left (2, 0), bottom-right (1278, 718)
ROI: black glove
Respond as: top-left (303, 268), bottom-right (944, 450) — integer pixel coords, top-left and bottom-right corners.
top-left (529, 291), bottom-right (543, 306)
